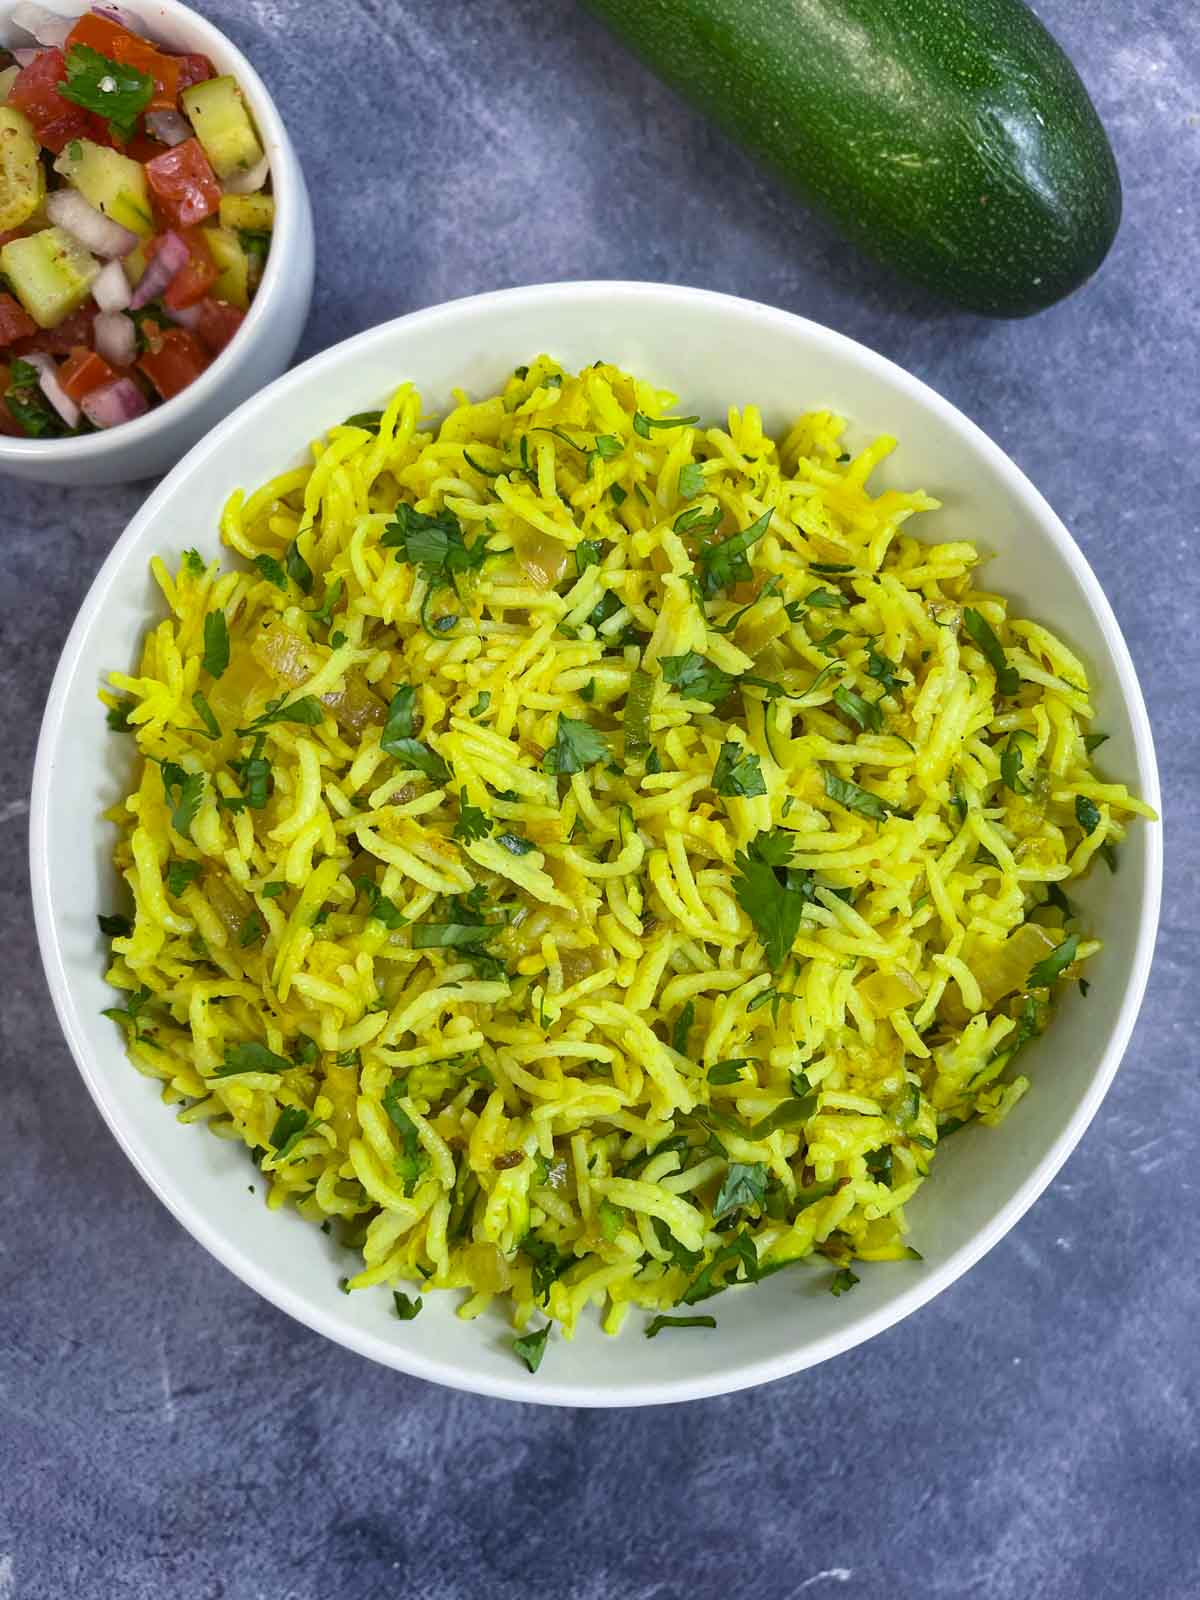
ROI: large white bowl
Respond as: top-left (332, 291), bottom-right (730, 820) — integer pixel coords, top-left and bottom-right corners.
top-left (0, 0), bottom-right (314, 486)
top-left (30, 283), bottom-right (1162, 1405)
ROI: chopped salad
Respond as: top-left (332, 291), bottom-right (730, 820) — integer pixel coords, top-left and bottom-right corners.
top-left (0, 4), bottom-right (272, 437)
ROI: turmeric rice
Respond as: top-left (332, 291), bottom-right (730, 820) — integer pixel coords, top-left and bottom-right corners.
top-left (98, 356), bottom-right (1154, 1367)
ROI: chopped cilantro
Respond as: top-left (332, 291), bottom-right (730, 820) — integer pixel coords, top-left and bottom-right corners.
top-left (238, 911), bottom-right (264, 948)
top-left (543, 714), bottom-right (609, 776)
top-left (495, 831), bottom-right (534, 855)
top-left (237, 695), bottom-right (325, 734)
top-left (833, 684), bottom-right (882, 733)
top-left (512, 1322), bottom-right (551, 1373)
top-left (677, 461), bottom-right (706, 499)
top-left (660, 651), bottom-right (734, 705)
top-left (1001, 731), bottom-right (1035, 795)
top-left (1075, 794), bottom-right (1102, 835)
top-left (671, 1001), bottom-right (694, 1057)
top-left (822, 768), bottom-right (896, 823)
top-left (98, 912), bottom-right (132, 939)
top-left (106, 698), bottom-right (135, 733)
top-left (707, 1059), bottom-right (750, 1085)
top-left (190, 691), bottom-right (221, 740)
top-left (712, 741), bottom-right (766, 799)
top-left (695, 509), bottom-right (771, 598)
top-left (392, 1291), bottom-right (422, 1321)
top-left (1027, 932), bottom-right (1080, 989)
top-left (166, 860), bottom-right (201, 897)
top-left (645, 1314), bottom-right (717, 1339)
top-left (284, 540), bottom-right (313, 595)
top-left (382, 502), bottom-right (488, 581)
top-left (732, 828), bottom-right (808, 969)
top-left (219, 1041), bottom-right (292, 1076)
top-left (453, 791), bottom-right (491, 844)
top-left (59, 44), bottom-right (153, 141)
top-left (254, 554), bottom-right (287, 589)
top-left (963, 607), bottom-right (1019, 696)
top-left (1084, 731), bottom-right (1109, 754)
top-left (830, 1267), bottom-right (860, 1296)
top-left (201, 611), bottom-right (229, 678)
top-left (865, 643), bottom-right (905, 694)
top-left (633, 411), bottom-right (699, 438)
top-left (575, 539), bottom-right (603, 573)
top-left (159, 762), bottom-right (204, 840)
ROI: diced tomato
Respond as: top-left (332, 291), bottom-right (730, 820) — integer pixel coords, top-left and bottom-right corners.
top-left (65, 13), bottom-right (181, 110)
top-left (144, 139), bottom-right (221, 228)
top-left (137, 326), bottom-right (209, 400)
top-left (174, 52), bottom-right (215, 92)
top-left (6, 48), bottom-right (94, 153)
top-left (125, 131), bottom-right (170, 163)
top-left (191, 296), bottom-right (245, 356)
top-left (10, 306), bottom-right (95, 358)
top-left (0, 294), bottom-right (37, 347)
top-left (58, 347), bottom-right (118, 404)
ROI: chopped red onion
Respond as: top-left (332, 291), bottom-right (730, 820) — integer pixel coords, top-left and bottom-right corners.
top-left (11, 47), bottom-right (42, 67)
top-left (145, 109), bottom-right (193, 148)
top-left (10, 4), bottom-right (73, 46)
top-left (93, 310), bottom-right (136, 368)
top-left (81, 377), bottom-right (148, 430)
top-left (46, 189), bottom-right (137, 260)
top-left (91, 258), bottom-right (132, 313)
top-left (222, 153), bottom-right (271, 196)
top-left (128, 231), bottom-right (190, 310)
top-left (23, 351), bottom-right (81, 428)
top-left (163, 301), bottom-right (201, 330)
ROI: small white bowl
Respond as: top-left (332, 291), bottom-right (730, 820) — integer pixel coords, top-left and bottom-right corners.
top-left (0, 0), bottom-right (313, 485)
top-left (30, 283), bottom-right (1163, 1405)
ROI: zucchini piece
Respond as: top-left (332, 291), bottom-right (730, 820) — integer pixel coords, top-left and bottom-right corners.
top-left (0, 226), bottom-right (100, 328)
top-left (203, 225), bottom-right (249, 310)
top-left (582, 0), bottom-right (1121, 316)
top-left (182, 76), bottom-right (264, 181)
top-left (54, 139), bottom-right (154, 237)
top-left (218, 192), bottom-right (274, 233)
top-left (0, 106), bottom-right (43, 233)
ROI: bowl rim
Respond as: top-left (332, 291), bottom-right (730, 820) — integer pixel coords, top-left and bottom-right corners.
top-left (0, 0), bottom-right (302, 465)
top-left (30, 280), bottom-right (1164, 1406)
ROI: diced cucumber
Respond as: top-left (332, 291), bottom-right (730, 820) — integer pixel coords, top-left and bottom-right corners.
top-left (218, 192), bottom-right (274, 233)
top-left (0, 64), bottom-right (20, 104)
top-left (0, 227), bottom-right (99, 328)
top-left (0, 106), bottom-right (44, 233)
top-left (203, 225), bottom-right (249, 310)
top-left (182, 76), bottom-right (264, 181)
top-left (54, 139), bottom-right (154, 237)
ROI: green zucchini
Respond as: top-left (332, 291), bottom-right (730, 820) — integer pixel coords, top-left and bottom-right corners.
top-left (582, 0), bottom-right (1120, 316)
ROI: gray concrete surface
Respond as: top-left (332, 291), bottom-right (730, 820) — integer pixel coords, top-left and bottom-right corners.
top-left (2, 2), bottom-right (1197, 1596)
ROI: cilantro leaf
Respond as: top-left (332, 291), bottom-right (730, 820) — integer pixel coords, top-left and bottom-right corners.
top-left (453, 791), bottom-right (491, 844)
top-left (382, 1082), bottom-right (429, 1192)
top-left (681, 1230), bottom-right (759, 1304)
top-left (98, 912), bottom-right (132, 939)
top-left (237, 695), bottom-right (326, 734)
top-left (678, 462), bottom-right (706, 500)
top-left (633, 411), bottom-right (700, 438)
top-left (182, 549), bottom-right (206, 579)
top-left (660, 652), bottom-right (734, 705)
top-left (381, 684), bottom-right (417, 753)
top-left (1075, 794), bottom-right (1102, 834)
top-left (731, 829), bottom-right (811, 968)
top-left (309, 577), bottom-right (344, 628)
top-left (1084, 731), bottom-right (1109, 754)
top-left (833, 685), bottom-right (882, 733)
top-left (227, 735), bottom-right (271, 811)
top-left (202, 611), bottom-right (229, 678)
top-left (285, 540), bottom-right (314, 596)
top-left (160, 762), bottom-right (204, 840)
top-left (191, 691), bottom-right (221, 740)
top-left (822, 768), bottom-right (896, 823)
top-left (674, 503), bottom-right (722, 537)
top-left (543, 714), bottom-right (609, 776)
top-left (830, 1267), bottom-right (860, 1296)
top-left (695, 509), bottom-right (772, 598)
top-left (106, 698), bottom-right (135, 733)
top-left (575, 539), bottom-right (603, 573)
top-left (219, 1041), bottom-right (292, 1076)
top-left (353, 875), bottom-right (406, 929)
top-left (963, 607), bottom-right (1019, 696)
top-left (748, 1094), bottom-right (818, 1138)
top-left (1001, 732), bottom-right (1034, 795)
top-left (512, 1322), bottom-right (551, 1373)
top-left (712, 741), bottom-right (766, 799)
top-left (707, 1059), bottom-right (750, 1085)
top-left (671, 1001), bottom-right (694, 1057)
top-left (392, 1291), bottom-right (423, 1321)
top-left (382, 738), bottom-right (448, 782)
top-left (382, 502), bottom-right (487, 580)
top-left (1027, 932), bottom-right (1080, 989)
top-left (268, 1105), bottom-right (312, 1161)
top-left (238, 911), bottom-right (264, 948)
top-left (521, 1235), bottom-right (573, 1304)
top-left (166, 860), bottom-right (201, 897)
top-left (59, 43), bottom-right (153, 141)
top-left (469, 691), bottom-right (491, 718)
top-left (495, 831), bottom-right (534, 855)
top-left (254, 554), bottom-right (287, 589)
top-left (865, 643), bottom-right (906, 694)
top-left (645, 1314), bottom-right (716, 1338)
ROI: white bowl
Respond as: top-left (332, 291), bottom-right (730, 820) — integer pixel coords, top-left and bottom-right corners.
top-left (0, 0), bottom-right (313, 486)
top-left (30, 283), bottom-right (1163, 1405)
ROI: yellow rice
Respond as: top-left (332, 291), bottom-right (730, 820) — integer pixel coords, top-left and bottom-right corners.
top-left (99, 355), bottom-right (1155, 1357)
